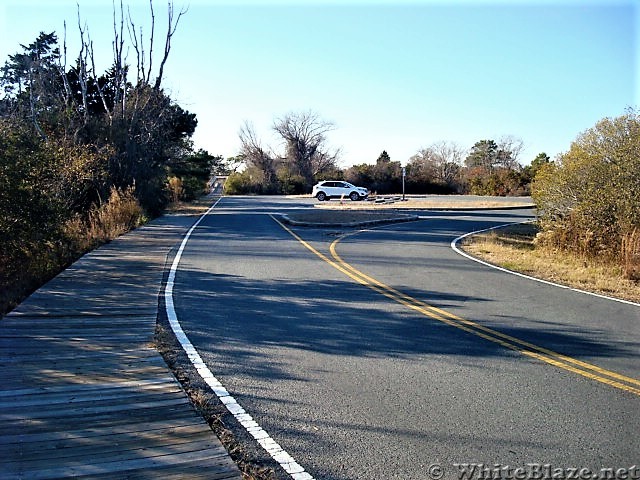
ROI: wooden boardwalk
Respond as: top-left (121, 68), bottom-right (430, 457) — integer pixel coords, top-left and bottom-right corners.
top-left (0, 212), bottom-right (242, 479)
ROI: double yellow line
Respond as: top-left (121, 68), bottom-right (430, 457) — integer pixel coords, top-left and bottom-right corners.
top-left (272, 215), bottom-right (640, 397)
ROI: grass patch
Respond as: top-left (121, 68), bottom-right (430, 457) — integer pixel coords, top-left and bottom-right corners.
top-left (164, 194), bottom-right (218, 216)
top-left (463, 223), bottom-right (640, 303)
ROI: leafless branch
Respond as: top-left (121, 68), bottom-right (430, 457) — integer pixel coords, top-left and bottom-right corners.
top-left (154, 1), bottom-right (187, 90)
top-left (89, 39), bottom-right (113, 122)
top-left (76, 9), bottom-right (90, 123)
top-left (112, 0), bottom-right (127, 114)
top-left (146, 0), bottom-right (155, 84)
top-left (126, 7), bottom-right (143, 83)
top-left (58, 21), bottom-right (73, 109)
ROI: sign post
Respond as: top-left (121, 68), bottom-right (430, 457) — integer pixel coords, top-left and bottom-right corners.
top-left (402, 167), bottom-right (406, 201)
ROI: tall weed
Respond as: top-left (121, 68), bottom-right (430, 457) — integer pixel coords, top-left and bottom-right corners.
top-left (85, 186), bottom-right (145, 246)
top-left (621, 229), bottom-right (640, 281)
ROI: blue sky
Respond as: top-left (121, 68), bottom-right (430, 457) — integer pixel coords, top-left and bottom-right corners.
top-left (1, 0), bottom-right (637, 167)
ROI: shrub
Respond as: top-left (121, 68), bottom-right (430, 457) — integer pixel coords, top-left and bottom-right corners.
top-left (85, 186), bottom-right (145, 247)
top-left (168, 176), bottom-right (184, 203)
top-left (224, 168), bottom-right (281, 195)
top-left (224, 171), bottom-right (255, 195)
top-left (532, 109), bottom-right (640, 268)
top-left (276, 169), bottom-right (306, 195)
top-left (180, 176), bottom-right (207, 200)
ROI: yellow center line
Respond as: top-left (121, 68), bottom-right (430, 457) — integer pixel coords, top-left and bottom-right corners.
top-left (270, 215), bottom-right (640, 397)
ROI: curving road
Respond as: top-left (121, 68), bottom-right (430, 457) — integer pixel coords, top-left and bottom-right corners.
top-left (172, 196), bottom-right (639, 480)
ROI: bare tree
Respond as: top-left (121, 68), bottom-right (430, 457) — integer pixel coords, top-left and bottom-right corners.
top-left (408, 148), bottom-right (438, 180)
top-left (430, 140), bottom-right (465, 185)
top-left (239, 121), bottom-right (276, 186)
top-left (497, 135), bottom-right (524, 170)
top-left (272, 110), bottom-right (339, 185)
top-left (409, 141), bottom-right (464, 186)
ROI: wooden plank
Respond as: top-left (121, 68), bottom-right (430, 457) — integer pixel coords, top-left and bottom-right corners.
top-left (1, 397), bottom-right (190, 421)
top-left (0, 431), bottom-right (227, 464)
top-left (3, 338), bottom-right (159, 350)
top-left (0, 332), bottom-right (152, 341)
top-left (0, 374), bottom-right (171, 387)
top-left (0, 349), bottom-right (160, 366)
top-left (0, 405), bottom-right (199, 435)
top-left (0, 422), bottom-right (211, 451)
top-left (2, 445), bottom-right (235, 480)
top-left (0, 377), bottom-right (177, 399)
top-left (0, 382), bottom-right (185, 406)
top-left (2, 322), bottom-right (153, 332)
top-left (1, 314), bottom-right (157, 324)
top-left (0, 342), bottom-right (155, 354)
top-left (1, 429), bottom-right (218, 457)
top-left (0, 384), bottom-right (185, 408)
top-left (71, 459), bottom-right (243, 480)
top-left (1, 372), bottom-right (178, 389)
top-left (19, 364), bottom-right (171, 376)
top-left (8, 307), bottom-right (155, 316)
top-left (0, 417), bottom-right (207, 444)
top-left (0, 352), bottom-right (166, 369)
top-left (8, 308), bottom-right (157, 318)
top-left (73, 463), bottom-right (242, 480)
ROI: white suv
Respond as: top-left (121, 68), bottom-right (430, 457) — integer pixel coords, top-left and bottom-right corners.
top-left (311, 181), bottom-right (369, 201)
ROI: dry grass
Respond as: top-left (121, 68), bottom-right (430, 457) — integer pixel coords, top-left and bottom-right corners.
top-left (463, 223), bottom-right (640, 303)
top-left (164, 193), bottom-right (219, 216)
top-left (621, 228), bottom-right (640, 281)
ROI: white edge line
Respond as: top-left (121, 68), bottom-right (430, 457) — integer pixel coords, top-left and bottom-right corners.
top-left (451, 221), bottom-right (640, 308)
top-left (163, 197), bottom-right (315, 480)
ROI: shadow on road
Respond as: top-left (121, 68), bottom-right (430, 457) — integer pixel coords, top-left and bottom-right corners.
top-left (174, 271), bottom-right (636, 384)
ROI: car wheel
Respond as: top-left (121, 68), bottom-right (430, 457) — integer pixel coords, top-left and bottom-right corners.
top-left (349, 191), bottom-right (360, 201)
top-left (316, 192), bottom-right (327, 201)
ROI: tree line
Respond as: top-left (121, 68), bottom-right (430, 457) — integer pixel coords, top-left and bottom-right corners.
top-left (225, 111), bottom-right (548, 197)
top-left (0, 2), bottom-right (226, 314)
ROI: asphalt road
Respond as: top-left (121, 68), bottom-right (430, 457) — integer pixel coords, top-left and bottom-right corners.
top-left (172, 196), bottom-right (639, 480)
